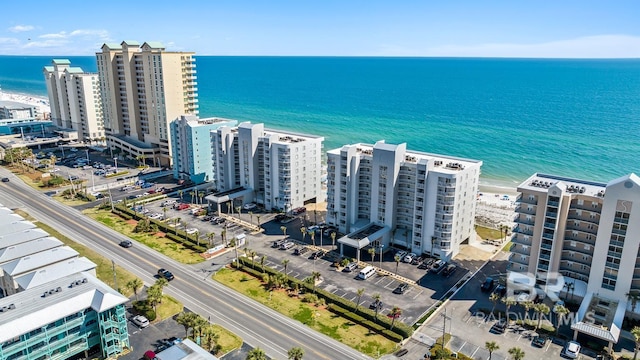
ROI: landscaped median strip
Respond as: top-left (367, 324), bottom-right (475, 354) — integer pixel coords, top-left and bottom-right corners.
top-left (213, 257), bottom-right (413, 357)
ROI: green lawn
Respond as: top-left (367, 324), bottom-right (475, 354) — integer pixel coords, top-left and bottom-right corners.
top-left (212, 325), bottom-right (243, 355)
top-left (84, 208), bottom-right (205, 264)
top-left (476, 225), bottom-right (504, 241)
top-left (214, 268), bottom-right (397, 357)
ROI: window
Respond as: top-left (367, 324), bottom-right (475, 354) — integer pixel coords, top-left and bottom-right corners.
top-left (570, 241), bottom-right (576, 247)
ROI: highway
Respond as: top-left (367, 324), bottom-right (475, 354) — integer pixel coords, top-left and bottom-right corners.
top-left (0, 170), bottom-right (371, 360)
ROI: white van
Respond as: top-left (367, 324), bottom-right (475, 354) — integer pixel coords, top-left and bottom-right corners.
top-left (358, 266), bottom-right (376, 280)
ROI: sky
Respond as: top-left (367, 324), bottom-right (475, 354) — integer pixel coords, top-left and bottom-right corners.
top-left (1, 0), bottom-right (639, 58)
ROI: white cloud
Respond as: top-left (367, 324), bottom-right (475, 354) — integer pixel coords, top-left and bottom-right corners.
top-left (425, 35), bottom-right (640, 58)
top-left (39, 32), bottom-right (68, 39)
top-left (8, 25), bottom-right (34, 33)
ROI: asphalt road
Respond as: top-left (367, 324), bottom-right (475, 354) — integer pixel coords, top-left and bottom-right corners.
top-left (0, 169), bottom-right (371, 360)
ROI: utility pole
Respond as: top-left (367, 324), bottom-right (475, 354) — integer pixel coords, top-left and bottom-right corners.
top-left (440, 308), bottom-right (451, 348)
top-left (112, 260), bottom-right (118, 292)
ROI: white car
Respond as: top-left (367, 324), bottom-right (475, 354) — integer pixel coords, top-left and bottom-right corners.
top-left (403, 253), bottom-right (416, 263)
top-left (186, 228), bottom-right (199, 235)
top-left (243, 203), bottom-right (257, 210)
top-left (562, 341), bottom-right (581, 359)
top-left (131, 315), bottom-right (150, 328)
top-left (395, 250), bottom-right (408, 260)
top-left (307, 225), bottom-right (320, 233)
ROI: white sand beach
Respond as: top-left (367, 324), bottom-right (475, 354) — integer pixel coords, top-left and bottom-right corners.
top-left (476, 184), bottom-right (518, 229)
top-left (0, 90), bottom-right (50, 115)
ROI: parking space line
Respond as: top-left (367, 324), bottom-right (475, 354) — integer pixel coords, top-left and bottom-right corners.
top-left (411, 289), bottom-right (423, 299)
top-left (374, 277), bottom-right (386, 285)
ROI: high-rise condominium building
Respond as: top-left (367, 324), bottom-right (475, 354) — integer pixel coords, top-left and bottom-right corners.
top-left (43, 59), bottom-right (104, 143)
top-left (326, 141), bottom-right (482, 261)
top-left (170, 115), bottom-right (237, 184)
top-left (207, 122), bottom-right (324, 212)
top-left (509, 173), bottom-right (640, 348)
top-left (96, 41), bottom-right (198, 166)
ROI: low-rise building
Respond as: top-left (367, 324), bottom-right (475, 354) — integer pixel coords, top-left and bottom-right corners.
top-left (0, 101), bottom-right (37, 120)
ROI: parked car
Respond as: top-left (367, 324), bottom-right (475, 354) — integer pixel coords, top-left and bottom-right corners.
top-left (279, 241), bottom-right (295, 250)
top-left (343, 262), bottom-right (358, 272)
top-left (430, 260), bottom-right (446, 274)
top-left (119, 240), bottom-right (133, 248)
top-left (292, 207), bottom-right (307, 215)
top-left (417, 258), bottom-right (433, 269)
top-left (442, 264), bottom-right (457, 277)
top-left (309, 251), bottom-right (323, 260)
top-left (481, 277), bottom-right (495, 292)
top-left (369, 299), bottom-right (383, 310)
top-left (493, 284), bottom-right (507, 297)
top-left (562, 341), bottom-right (581, 359)
top-left (395, 250), bottom-right (408, 260)
top-left (293, 247), bottom-right (310, 256)
top-left (532, 336), bottom-right (548, 348)
top-left (157, 268), bottom-right (175, 281)
top-left (132, 315), bottom-right (150, 328)
top-left (492, 318), bottom-right (507, 333)
top-left (411, 255), bottom-right (425, 265)
top-left (403, 252), bottom-right (416, 263)
top-left (175, 203), bottom-right (190, 211)
top-left (393, 283), bottom-right (409, 294)
top-left (243, 203), bottom-right (257, 210)
top-left (307, 225), bottom-right (320, 233)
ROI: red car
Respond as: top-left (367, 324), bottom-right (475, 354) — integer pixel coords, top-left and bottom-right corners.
top-left (175, 203), bottom-right (190, 210)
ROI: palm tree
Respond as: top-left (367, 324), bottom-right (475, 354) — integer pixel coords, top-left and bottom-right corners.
top-left (500, 224), bottom-right (511, 242)
top-left (162, 206), bottom-right (168, 221)
top-left (309, 230), bottom-right (316, 247)
top-left (155, 277), bottom-right (169, 295)
top-left (502, 297), bottom-right (516, 324)
top-left (355, 288), bottom-right (365, 312)
top-left (126, 278), bottom-right (143, 300)
top-left (563, 282), bottom-right (575, 301)
top-left (201, 324), bottom-right (220, 353)
top-left (207, 232), bottom-right (215, 247)
top-left (189, 191), bottom-right (196, 204)
top-left (508, 347), bottom-right (525, 360)
top-left (486, 341), bottom-right (499, 360)
top-left (256, 215), bottom-right (261, 227)
top-left (533, 303), bottom-right (550, 331)
top-left (330, 232), bottom-right (337, 250)
top-left (311, 271), bottom-right (321, 293)
top-left (632, 326), bottom-right (640, 360)
top-left (394, 254), bottom-right (401, 275)
top-left (281, 225), bottom-right (288, 239)
top-left (300, 227), bottom-right (307, 243)
top-left (178, 189), bottom-right (184, 202)
top-left (368, 247), bottom-right (376, 266)
top-left (489, 292), bottom-right (501, 315)
top-left (231, 237), bottom-right (240, 268)
top-left (246, 347), bottom-right (267, 360)
top-left (553, 304), bottom-right (570, 335)
top-left (389, 306), bottom-right (402, 329)
top-left (192, 316), bottom-right (208, 340)
top-left (146, 284), bottom-right (163, 311)
top-left (176, 311), bottom-right (198, 337)
top-left (260, 255), bottom-right (267, 273)
top-left (628, 291), bottom-right (640, 314)
top-left (248, 211), bottom-right (253, 225)
top-left (221, 228), bottom-right (227, 246)
top-left (287, 346), bottom-right (304, 360)
top-left (198, 191), bottom-right (204, 206)
top-left (282, 259), bottom-right (290, 275)
top-left (235, 206), bottom-right (241, 219)
top-left (173, 218), bottom-right (180, 235)
top-left (521, 300), bottom-right (534, 316)
top-left (372, 293), bottom-right (382, 321)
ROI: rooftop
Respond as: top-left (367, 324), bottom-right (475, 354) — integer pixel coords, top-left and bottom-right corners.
top-left (0, 272), bottom-right (128, 343)
top-left (0, 228), bottom-right (50, 248)
top-left (156, 339), bottom-right (219, 360)
top-left (14, 256), bottom-right (96, 291)
top-left (518, 173), bottom-right (607, 198)
top-left (0, 100), bottom-right (37, 110)
top-left (1, 246), bottom-right (79, 276)
top-left (0, 237), bottom-right (63, 266)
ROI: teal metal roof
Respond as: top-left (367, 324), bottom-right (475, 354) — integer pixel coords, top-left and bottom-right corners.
top-left (66, 67), bottom-right (84, 74)
top-left (52, 59), bottom-right (70, 65)
top-left (144, 41), bottom-right (165, 49)
top-left (103, 42), bottom-right (122, 49)
top-left (43, 66), bottom-right (54, 71)
top-left (122, 40), bottom-right (140, 46)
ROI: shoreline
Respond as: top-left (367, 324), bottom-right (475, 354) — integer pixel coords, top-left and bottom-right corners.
top-left (0, 89), bottom-right (50, 114)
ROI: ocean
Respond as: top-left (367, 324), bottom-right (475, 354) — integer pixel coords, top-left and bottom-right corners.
top-left (1, 55), bottom-right (639, 188)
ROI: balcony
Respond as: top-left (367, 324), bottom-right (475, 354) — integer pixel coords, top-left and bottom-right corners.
top-left (511, 244), bottom-right (530, 256)
top-left (514, 215), bottom-right (535, 226)
top-left (509, 253), bottom-right (529, 265)
top-left (568, 213), bottom-right (600, 225)
top-left (512, 235), bottom-right (531, 246)
top-left (541, 242), bottom-right (553, 250)
top-left (516, 195), bottom-right (538, 205)
top-left (513, 227), bottom-right (533, 236)
top-left (544, 222), bottom-right (556, 229)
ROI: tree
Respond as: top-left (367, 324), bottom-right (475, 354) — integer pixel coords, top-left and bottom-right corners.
top-left (508, 347), bottom-right (525, 360)
top-left (221, 228), bottom-right (227, 246)
top-left (330, 232), bottom-right (337, 250)
top-left (282, 259), bottom-right (290, 275)
top-left (389, 306), bottom-right (402, 329)
top-left (372, 293), bottom-right (381, 321)
top-left (287, 347), bottom-right (304, 360)
top-left (281, 225), bottom-right (288, 239)
top-left (309, 230), bottom-right (316, 247)
top-left (563, 282), bottom-right (575, 301)
top-left (207, 232), bottom-right (216, 247)
top-left (231, 237), bottom-right (240, 269)
top-left (189, 191), bottom-right (196, 204)
top-left (368, 247), bottom-right (376, 266)
top-left (311, 271), bottom-right (321, 293)
top-left (486, 341), bottom-right (499, 360)
top-left (246, 347), bottom-right (267, 360)
top-left (628, 291), bottom-right (640, 314)
top-left (260, 255), bottom-right (267, 273)
top-left (632, 326), bottom-right (640, 360)
top-left (198, 192), bottom-right (204, 206)
top-left (500, 224), bottom-right (511, 242)
top-left (355, 288), bottom-right (365, 312)
top-left (502, 297), bottom-right (516, 324)
top-left (521, 300), bottom-right (534, 315)
top-left (178, 190), bottom-right (184, 202)
top-left (201, 324), bottom-right (220, 353)
top-left (489, 292), bottom-right (501, 315)
top-left (553, 304), bottom-right (570, 335)
top-left (126, 278), bottom-right (143, 301)
top-left (533, 303), bottom-right (550, 331)
top-left (248, 211), bottom-right (253, 225)
top-left (235, 206), bottom-right (241, 219)
top-left (146, 284), bottom-right (163, 311)
top-left (176, 311), bottom-right (199, 337)
top-left (173, 217), bottom-right (180, 235)
top-left (394, 254), bottom-right (401, 275)
top-left (256, 215), bottom-right (261, 227)
top-left (300, 227), bottom-right (307, 243)
top-left (155, 277), bottom-right (169, 296)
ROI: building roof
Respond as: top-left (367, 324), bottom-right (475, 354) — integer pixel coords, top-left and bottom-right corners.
top-left (0, 228), bottom-right (50, 248)
top-left (0, 213), bottom-right (25, 226)
top-left (0, 272), bottom-right (129, 343)
top-left (518, 173), bottom-right (607, 197)
top-left (14, 257), bottom-right (96, 291)
top-left (1, 246), bottom-right (78, 276)
top-left (0, 101), bottom-right (36, 110)
top-left (122, 40), bottom-right (141, 46)
top-left (572, 292), bottom-right (625, 343)
top-left (102, 42), bottom-right (123, 49)
top-left (52, 59), bottom-right (71, 65)
top-left (66, 67), bottom-right (85, 74)
top-left (156, 339), bottom-right (219, 360)
top-left (0, 220), bottom-right (37, 235)
top-left (143, 41), bottom-right (165, 49)
top-left (338, 223), bottom-right (390, 249)
top-left (0, 237), bottom-right (63, 265)
top-left (43, 66), bottom-right (54, 71)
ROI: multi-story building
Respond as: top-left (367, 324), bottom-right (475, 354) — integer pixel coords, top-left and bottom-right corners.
top-left (43, 59), bottom-right (104, 143)
top-left (0, 101), bottom-right (37, 120)
top-left (0, 272), bottom-right (130, 360)
top-left (208, 122), bottom-right (324, 212)
top-left (170, 115), bottom-right (237, 184)
top-left (96, 41), bottom-right (199, 166)
top-left (326, 141), bottom-right (482, 261)
top-left (508, 173), bottom-right (640, 348)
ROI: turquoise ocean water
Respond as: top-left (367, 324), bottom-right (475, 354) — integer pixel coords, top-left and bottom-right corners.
top-left (1, 55), bottom-right (639, 188)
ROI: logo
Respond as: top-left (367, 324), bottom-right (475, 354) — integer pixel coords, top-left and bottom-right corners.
top-left (506, 271), bottom-right (565, 303)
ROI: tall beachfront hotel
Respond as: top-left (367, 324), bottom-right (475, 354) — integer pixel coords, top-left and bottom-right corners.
top-left (326, 141), bottom-right (482, 261)
top-left (170, 115), bottom-right (237, 184)
top-left (206, 122), bottom-right (324, 213)
top-left (43, 59), bottom-right (104, 144)
top-left (96, 41), bottom-right (198, 166)
top-left (509, 173), bottom-right (640, 349)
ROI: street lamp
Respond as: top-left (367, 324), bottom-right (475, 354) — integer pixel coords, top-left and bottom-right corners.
top-left (379, 244), bottom-right (384, 269)
top-left (88, 169), bottom-right (95, 191)
top-left (85, 149), bottom-right (90, 162)
top-left (113, 158), bottom-right (118, 173)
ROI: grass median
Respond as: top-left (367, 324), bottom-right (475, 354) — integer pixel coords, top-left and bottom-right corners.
top-left (214, 267), bottom-right (397, 357)
top-left (83, 207), bottom-right (204, 264)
